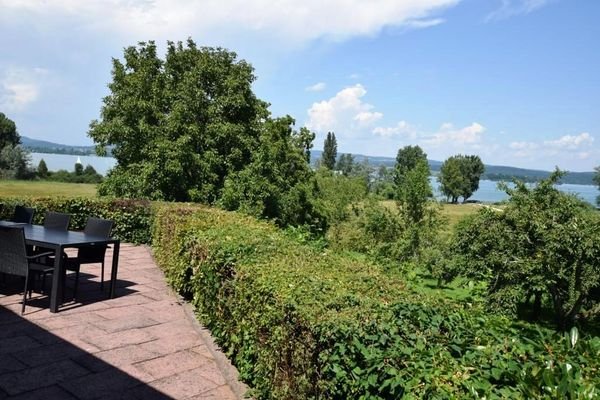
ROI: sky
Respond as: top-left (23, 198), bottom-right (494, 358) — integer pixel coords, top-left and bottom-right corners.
top-left (0, 0), bottom-right (598, 171)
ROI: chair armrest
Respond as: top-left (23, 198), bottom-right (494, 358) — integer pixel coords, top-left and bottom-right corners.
top-left (26, 251), bottom-right (55, 260)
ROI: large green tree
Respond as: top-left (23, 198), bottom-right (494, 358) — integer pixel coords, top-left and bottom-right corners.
top-left (438, 154), bottom-right (484, 203)
top-left (0, 112), bottom-right (20, 149)
top-left (449, 171), bottom-right (600, 329)
top-left (393, 146), bottom-right (438, 258)
top-left (321, 132), bottom-right (337, 170)
top-left (89, 39), bottom-right (268, 202)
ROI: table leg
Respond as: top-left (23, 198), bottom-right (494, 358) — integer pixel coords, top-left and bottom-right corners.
top-left (49, 246), bottom-right (63, 313)
top-left (109, 241), bottom-right (120, 298)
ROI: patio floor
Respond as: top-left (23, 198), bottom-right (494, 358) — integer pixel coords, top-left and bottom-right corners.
top-left (0, 244), bottom-right (246, 400)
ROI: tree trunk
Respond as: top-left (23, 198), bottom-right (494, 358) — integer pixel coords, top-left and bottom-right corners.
top-left (531, 293), bottom-right (542, 321)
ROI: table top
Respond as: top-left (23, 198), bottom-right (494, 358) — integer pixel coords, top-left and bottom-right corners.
top-left (0, 221), bottom-right (118, 247)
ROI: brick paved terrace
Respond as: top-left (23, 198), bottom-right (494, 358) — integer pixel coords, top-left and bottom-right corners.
top-left (0, 244), bottom-right (247, 399)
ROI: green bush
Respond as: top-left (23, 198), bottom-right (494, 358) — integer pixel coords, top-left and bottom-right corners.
top-left (0, 196), bottom-right (153, 244)
top-left (152, 204), bottom-right (600, 399)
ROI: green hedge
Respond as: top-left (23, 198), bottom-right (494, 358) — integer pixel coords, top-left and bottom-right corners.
top-left (5, 196), bottom-right (598, 397)
top-left (152, 205), bottom-right (600, 399)
top-left (0, 196), bottom-right (153, 244)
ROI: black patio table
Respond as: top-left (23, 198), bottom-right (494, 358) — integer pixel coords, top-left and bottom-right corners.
top-left (0, 222), bottom-right (120, 313)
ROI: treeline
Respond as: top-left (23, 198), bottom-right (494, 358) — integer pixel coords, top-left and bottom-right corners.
top-left (23, 146), bottom-right (95, 156)
top-left (36, 159), bottom-right (103, 183)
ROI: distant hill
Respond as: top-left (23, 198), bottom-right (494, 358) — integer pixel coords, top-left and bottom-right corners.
top-left (21, 136), bottom-right (110, 156)
top-left (311, 150), bottom-right (596, 186)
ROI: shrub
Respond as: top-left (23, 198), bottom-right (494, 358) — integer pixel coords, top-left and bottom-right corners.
top-left (152, 204), bottom-right (600, 399)
top-left (0, 196), bottom-right (153, 244)
top-left (448, 172), bottom-right (600, 329)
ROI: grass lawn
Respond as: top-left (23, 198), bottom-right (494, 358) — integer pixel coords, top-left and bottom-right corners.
top-left (382, 200), bottom-right (484, 231)
top-left (440, 203), bottom-right (483, 229)
top-left (0, 180), bottom-right (97, 198)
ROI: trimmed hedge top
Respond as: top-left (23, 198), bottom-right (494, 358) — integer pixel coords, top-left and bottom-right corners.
top-left (0, 196), bottom-right (153, 244)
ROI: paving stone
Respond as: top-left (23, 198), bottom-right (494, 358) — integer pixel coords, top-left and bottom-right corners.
top-left (80, 328), bottom-right (157, 351)
top-left (0, 335), bottom-right (42, 356)
top-left (0, 354), bottom-right (27, 375)
top-left (12, 341), bottom-right (89, 367)
top-left (9, 385), bottom-right (78, 400)
top-left (135, 349), bottom-right (208, 380)
top-left (93, 343), bottom-right (161, 366)
top-left (91, 314), bottom-right (160, 333)
top-left (60, 368), bottom-right (142, 400)
top-left (145, 367), bottom-right (221, 399)
top-left (0, 359), bottom-right (89, 396)
top-left (187, 385), bottom-right (238, 400)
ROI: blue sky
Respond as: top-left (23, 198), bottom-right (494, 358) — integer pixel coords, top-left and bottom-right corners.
top-left (0, 0), bottom-right (598, 171)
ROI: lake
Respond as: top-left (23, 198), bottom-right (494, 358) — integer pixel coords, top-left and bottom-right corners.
top-left (29, 152), bottom-right (599, 205)
top-left (431, 178), bottom-right (599, 205)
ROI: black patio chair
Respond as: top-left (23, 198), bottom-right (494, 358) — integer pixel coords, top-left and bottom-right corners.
top-left (0, 226), bottom-right (54, 314)
top-left (64, 217), bottom-right (114, 300)
top-left (12, 205), bottom-right (34, 224)
top-left (43, 212), bottom-right (71, 231)
top-left (31, 212), bottom-right (72, 293)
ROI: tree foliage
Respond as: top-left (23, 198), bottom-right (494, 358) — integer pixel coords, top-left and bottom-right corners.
top-left (449, 171), bottom-right (600, 329)
top-left (293, 127), bottom-right (315, 163)
top-left (372, 166), bottom-right (395, 199)
top-left (48, 164), bottom-right (103, 184)
top-left (220, 116), bottom-right (323, 229)
top-left (0, 144), bottom-right (30, 179)
top-left (438, 154), bottom-right (484, 203)
top-left (336, 153), bottom-right (355, 176)
top-left (89, 39), bottom-right (268, 202)
top-left (321, 131), bottom-right (337, 170)
top-left (594, 166), bottom-right (600, 205)
top-left (37, 159), bottom-right (48, 178)
top-left (394, 145), bottom-right (428, 192)
top-left (0, 112), bottom-right (20, 149)
top-left (0, 113), bottom-right (30, 179)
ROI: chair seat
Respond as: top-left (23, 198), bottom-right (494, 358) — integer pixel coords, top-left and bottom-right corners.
top-left (28, 262), bottom-right (55, 274)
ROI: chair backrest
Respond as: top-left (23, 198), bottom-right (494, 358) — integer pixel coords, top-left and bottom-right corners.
top-left (44, 212), bottom-right (71, 231)
top-left (84, 217), bottom-right (113, 237)
top-left (0, 226), bottom-right (28, 277)
top-left (78, 217), bottom-right (114, 262)
top-left (13, 206), bottom-right (34, 224)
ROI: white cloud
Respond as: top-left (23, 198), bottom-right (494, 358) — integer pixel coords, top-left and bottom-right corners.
top-left (486, 0), bottom-right (551, 21)
top-left (509, 141), bottom-right (538, 150)
top-left (354, 111), bottom-right (383, 125)
top-left (543, 132), bottom-right (594, 150)
top-left (372, 121), bottom-right (416, 138)
top-left (305, 82), bottom-right (326, 92)
top-left (306, 84), bottom-right (382, 135)
top-left (403, 18), bottom-right (445, 29)
top-left (422, 122), bottom-right (486, 146)
top-left (0, 0), bottom-right (461, 44)
top-left (506, 132), bottom-right (596, 165)
top-left (0, 67), bottom-right (47, 111)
